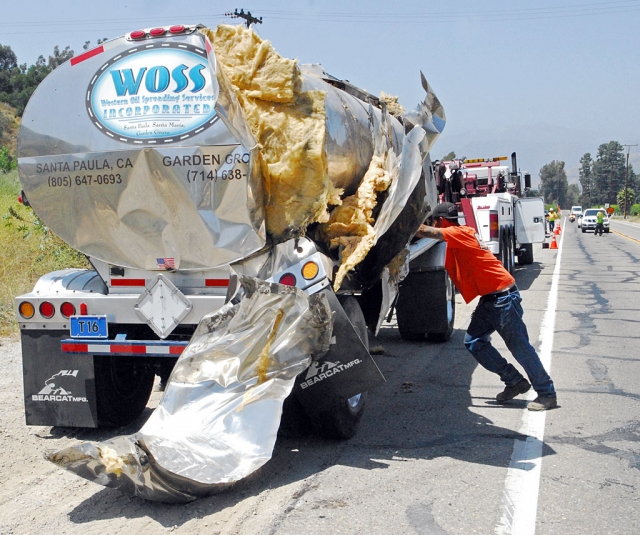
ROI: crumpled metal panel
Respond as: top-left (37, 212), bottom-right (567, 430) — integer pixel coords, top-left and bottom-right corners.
top-left (45, 277), bottom-right (333, 502)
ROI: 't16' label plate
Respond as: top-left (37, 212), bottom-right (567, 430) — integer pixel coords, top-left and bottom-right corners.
top-left (70, 316), bottom-right (108, 339)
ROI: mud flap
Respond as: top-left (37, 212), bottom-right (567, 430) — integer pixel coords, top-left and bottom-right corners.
top-left (292, 288), bottom-right (385, 415)
top-left (21, 330), bottom-right (97, 427)
top-left (396, 241), bottom-right (450, 336)
top-left (396, 269), bottom-right (450, 334)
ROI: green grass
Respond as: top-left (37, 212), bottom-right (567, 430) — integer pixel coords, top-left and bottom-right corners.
top-left (0, 170), bottom-right (90, 337)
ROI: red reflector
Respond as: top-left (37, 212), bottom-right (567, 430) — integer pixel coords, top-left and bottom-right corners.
top-left (70, 46), bottom-right (104, 66)
top-left (170, 346), bottom-right (185, 355)
top-left (150, 27), bottom-right (165, 36)
top-left (169, 25), bottom-right (185, 34)
top-left (489, 211), bottom-right (499, 240)
top-left (279, 273), bottom-right (297, 287)
top-left (60, 302), bottom-right (76, 318)
top-left (205, 279), bottom-right (229, 287)
top-left (111, 344), bottom-right (146, 354)
top-left (62, 342), bottom-right (88, 353)
top-left (80, 303), bottom-right (88, 315)
top-left (17, 194), bottom-right (23, 204)
top-left (39, 302), bottom-right (55, 319)
top-left (130, 30), bottom-right (146, 39)
top-left (111, 279), bottom-right (146, 287)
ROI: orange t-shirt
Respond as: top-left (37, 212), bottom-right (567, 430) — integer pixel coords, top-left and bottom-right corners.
top-left (439, 225), bottom-right (515, 303)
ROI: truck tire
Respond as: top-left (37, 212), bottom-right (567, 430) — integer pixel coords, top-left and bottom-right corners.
top-left (397, 269), bottom-right (454, 342)
top-left (427, 272), bottom-right (456, 343)
top-left (312, 296), bottom-right (368, 440)
top-left (94, 355), bottom-right (154, 427)
top-left (507, 232), bottom-right (516, 274)
top-left (497, 231), bottom-right (508, 271)
top-left (518, 243), bottom-right (534, 265)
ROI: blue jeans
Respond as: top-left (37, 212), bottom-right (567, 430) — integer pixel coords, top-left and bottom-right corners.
top-left (464, 289), bottom-right (555, 396)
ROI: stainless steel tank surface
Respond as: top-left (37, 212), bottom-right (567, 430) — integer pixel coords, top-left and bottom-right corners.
top-left (18, 27), bottom-right (266, 271)
top-left (18, 25), bottom-right (444, 272)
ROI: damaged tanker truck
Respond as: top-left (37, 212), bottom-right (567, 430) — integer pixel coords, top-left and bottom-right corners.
top-left (15, 23), bottom-right (449, 501)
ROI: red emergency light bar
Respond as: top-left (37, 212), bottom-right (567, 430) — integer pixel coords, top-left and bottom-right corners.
top-left (129, 24), bottom-right (188, 41)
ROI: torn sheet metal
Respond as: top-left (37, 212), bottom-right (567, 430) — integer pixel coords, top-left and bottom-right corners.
top-left (46, 277), bottom-right (333, 502)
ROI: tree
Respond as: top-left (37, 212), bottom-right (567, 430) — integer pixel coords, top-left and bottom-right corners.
top-left (47, 45), bottom-right (74, 70)
top-left (0, 44), bottom-right (17, 72)
top-left (617, 188), bottom-right (635, 216)
top-left (579, 153), bottom-right (595, 207)
top-left (566, 184), bottom-right (581, 207)
top-left (83, 38), bottom-right (108, 51)
top-left (0, 43), bottom-right (74, 115)
top-left (539, 160), bottom-right (568, 207)
top-left (592, 141), bottom-right (627, 205)
top-left (441, 151), bottom-right (456, 161)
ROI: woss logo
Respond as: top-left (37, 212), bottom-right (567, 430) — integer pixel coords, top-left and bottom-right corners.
top-left (88, 43), bottom-right (219, 143)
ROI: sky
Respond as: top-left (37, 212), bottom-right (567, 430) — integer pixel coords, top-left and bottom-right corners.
top-left (2, 0), bottom-right (640, 185)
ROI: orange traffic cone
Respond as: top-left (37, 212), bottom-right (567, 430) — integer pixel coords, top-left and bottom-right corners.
top-left (550, 234), bottom-right (558, 249)
top-left (554, 224), bottom-right (561, 235)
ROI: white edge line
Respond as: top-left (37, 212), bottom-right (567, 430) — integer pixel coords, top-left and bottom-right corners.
top-left (495, 224), bottom-right (564, 535)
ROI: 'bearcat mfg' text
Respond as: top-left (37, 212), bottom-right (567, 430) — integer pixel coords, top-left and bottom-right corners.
top-left (300, 358), bottom-right (363, 389)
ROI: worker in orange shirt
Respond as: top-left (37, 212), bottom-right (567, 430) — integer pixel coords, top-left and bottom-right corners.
top-left (416, 202), bottom-right (557, 411)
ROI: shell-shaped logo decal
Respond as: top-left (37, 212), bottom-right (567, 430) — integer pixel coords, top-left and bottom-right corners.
top-left (87, 43), bottom-right (218, 144)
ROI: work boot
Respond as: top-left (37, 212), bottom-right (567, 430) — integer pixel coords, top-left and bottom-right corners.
top-left (527, 394), bottom-right (558, 411)
top-left (496, 378), bottom-right (531, 402)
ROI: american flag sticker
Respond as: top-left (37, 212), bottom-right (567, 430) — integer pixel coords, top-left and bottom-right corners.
top-left (156, 257), bottom-right (176, 270)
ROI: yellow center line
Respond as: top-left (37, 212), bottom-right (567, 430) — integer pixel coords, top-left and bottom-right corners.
top-left (611, 228), bottom-right (640, 245)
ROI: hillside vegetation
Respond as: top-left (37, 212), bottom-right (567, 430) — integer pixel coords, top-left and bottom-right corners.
top-left (0, 166), bottom-right (89, 337)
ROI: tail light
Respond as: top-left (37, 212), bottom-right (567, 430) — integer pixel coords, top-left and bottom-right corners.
top-left (489, 211), bottom-right (499, 241)
top-left (301, 261), bottom-right (319, 280)
top-left (39, 302), bottom-right (55, 319)
top-left (18, 302), bottom-right (35, 319)
top-left (279, 273), bottom-right (297, 286)
top-left (60, 302), bottom-right (76, 318)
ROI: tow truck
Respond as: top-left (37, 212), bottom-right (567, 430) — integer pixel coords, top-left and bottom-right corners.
top-left (435, 153), bottom-right (546, 271)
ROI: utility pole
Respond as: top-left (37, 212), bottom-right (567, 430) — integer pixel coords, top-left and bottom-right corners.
top-left (225, 8), bottom-right (263, 28)
top-left (621, 143), bottom-right (637, 219)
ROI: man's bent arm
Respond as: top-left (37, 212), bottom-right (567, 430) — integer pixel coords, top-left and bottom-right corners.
top-left (416, 224), bottom-right (444, 240)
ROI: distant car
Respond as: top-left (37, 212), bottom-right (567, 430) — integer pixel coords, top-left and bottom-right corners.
top-left (570, 205), bottom-right (583, 218)
top-left (577, 214), bottom-right (583, 228)
top-left (581, 209), bottom-right (610, 233)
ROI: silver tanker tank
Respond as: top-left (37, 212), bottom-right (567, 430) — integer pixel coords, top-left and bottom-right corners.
top-left (17, 24), bottom-right (442, 276)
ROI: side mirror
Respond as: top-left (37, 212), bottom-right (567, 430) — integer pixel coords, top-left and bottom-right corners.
top-left (524, 173), bottom-right (531, 189)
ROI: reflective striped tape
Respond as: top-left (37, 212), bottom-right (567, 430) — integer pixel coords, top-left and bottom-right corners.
top-left (61, 340), bottom-right (187, 356)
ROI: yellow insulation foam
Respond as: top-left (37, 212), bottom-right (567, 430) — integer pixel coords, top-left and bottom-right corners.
top-left (202, 25), bottom-right (342, 238)
top-left (321, 155), bottom-right (392, 290)
top-left (98, 446), bottom-right (126, 477)
top-left (379, 92), bottom-right (406, 117)
top-left (203, 25), bottom-right (402, 289)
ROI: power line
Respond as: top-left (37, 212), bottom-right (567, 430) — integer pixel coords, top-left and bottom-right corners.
top-left (1, 1), bottom-right (639, 33)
